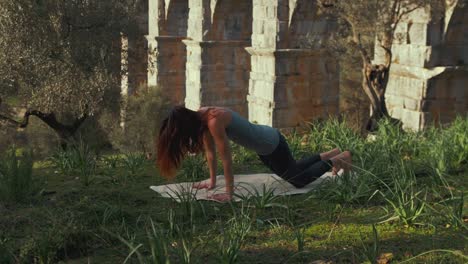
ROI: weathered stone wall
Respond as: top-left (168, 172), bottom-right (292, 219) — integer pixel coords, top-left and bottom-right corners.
top-left (142, 0), bottom-right (467, 130)
top-left (184, 0), bottom-right (252, 116)
top-left (247, 0), bottom-right (339, 128)
top-left (147, 0), bottom-right (188, 104)
top-left (376, 1), bottom-right (468, 130)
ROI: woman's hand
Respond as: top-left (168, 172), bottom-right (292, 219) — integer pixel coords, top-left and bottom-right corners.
top-left (208, 193), bottom-right (232, 202)
top-left (192, 181), bottom-right (216, 190)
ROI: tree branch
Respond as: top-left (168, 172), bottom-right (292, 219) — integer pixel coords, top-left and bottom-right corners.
top-left (0, 108), bottom-right (88, 139)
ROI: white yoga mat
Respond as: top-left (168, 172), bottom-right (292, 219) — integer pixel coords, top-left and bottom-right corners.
top-left (150, 172), bottom-right (338, 202)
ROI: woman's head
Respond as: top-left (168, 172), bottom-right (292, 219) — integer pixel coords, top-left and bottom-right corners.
top-left (156, 106), bottom-right (206, 179)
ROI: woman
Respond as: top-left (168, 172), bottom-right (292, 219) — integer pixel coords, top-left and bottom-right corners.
top-left (157, 106), bottom-right (352, 202)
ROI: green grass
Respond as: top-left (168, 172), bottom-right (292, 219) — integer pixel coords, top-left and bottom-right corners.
top-left (0, 117), bottom-right (467, 263)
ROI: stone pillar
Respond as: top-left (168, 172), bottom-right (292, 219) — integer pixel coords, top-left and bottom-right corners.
top-left (377, 2), bottom-right (468, 130)
top-left (146, 0), bottom-right (188, 104)
top-left (247, 0), bottom-right (339, 128)
top-left (184, 0), bottom-right (252, 116)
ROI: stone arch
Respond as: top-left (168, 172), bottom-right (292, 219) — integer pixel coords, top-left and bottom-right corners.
top-left (146, 0), bottom-right (189, 104)
top-left (165, 0), bottom-right (189, 36)
top-left (183, 0), bottom-right (252, 115)
top-left (288, 0), bottom-right (325, 49)
top-left (210, 0), bottom-right (252, 41)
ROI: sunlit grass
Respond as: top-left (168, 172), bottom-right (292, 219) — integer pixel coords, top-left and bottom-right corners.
top-left (0, 116), bottom-right (467, 263)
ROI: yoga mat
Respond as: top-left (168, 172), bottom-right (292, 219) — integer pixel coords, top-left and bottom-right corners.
top-left (150, 171), bottom-right (338, 202)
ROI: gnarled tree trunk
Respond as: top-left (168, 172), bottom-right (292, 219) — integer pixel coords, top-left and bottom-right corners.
top-left (0, 104), bottom-right (87, 149)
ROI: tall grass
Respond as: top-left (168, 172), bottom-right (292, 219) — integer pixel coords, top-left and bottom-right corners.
top-left (180, 155), bottom-right (207, 182)
top-left (218, 208), bottom-right (252, 264)
top-left (357, 224), bottom-right (381, 264)
top-left (122, 152), bottom-right (147, 177)
top-left (0, 147), bottom-right (37, 203)
top-left (49, 140), bottom-right (97, 186)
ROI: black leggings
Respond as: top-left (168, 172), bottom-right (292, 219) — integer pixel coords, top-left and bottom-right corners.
top-left (258, 132), bottom-right (332, 188)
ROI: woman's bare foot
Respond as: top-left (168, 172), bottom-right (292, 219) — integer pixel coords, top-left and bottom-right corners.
top-left (330, 151), bottom-right (352, 174)
top-left (320, 148), bottom-right (341, 161)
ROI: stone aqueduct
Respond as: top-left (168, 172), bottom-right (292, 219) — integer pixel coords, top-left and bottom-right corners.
top-left (125, 0), bottom-right (468, 130)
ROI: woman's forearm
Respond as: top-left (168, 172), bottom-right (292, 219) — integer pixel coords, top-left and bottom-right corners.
top-left (206, 154), bottom-right (217, 185)
top-left (219, 145), bottom-right (234, 195)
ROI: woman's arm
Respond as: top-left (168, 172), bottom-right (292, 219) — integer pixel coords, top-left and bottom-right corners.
top-left (207, 117), bottom-right (234, 199)
top-left (203, 131), bottom-right (217, 188)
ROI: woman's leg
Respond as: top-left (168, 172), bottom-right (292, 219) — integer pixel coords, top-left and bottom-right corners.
top-left (259, 133), bottom-right (333, 188)
top-left (285, 160), bottom-right (333, 188)
top-left (296, 148), bottom-right (340, 170)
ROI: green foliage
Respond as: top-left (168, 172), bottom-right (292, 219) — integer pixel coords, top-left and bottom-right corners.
top-left (235, 183), bottom-right (287, 211)
top-left (1, 112), bottom-right (467, 263)
top-left (231, 143), bottom-right (258, 165)
top-left (218, 210), bottom-right (252, 264)
top-left (357, 224), bottom-right (381, 264)
top-left (49, 140), bottom-right (97, 186)
top-left (0, 0), bottom-right (140, 118)
top-left (378, 164), bottom-right (427, 226)
top-left (101, 154), bottom-right (122, 170)
top-left (146, 220), bottom-right (171, 264)
top-left (436, 193), bottom-right (467, 230)
top-left (18, 210), bottom-right (89, 263)
top-left (420, 117), bottom-right (468, 181)
top-left (180, 154), bottom-right (208, 182)
top-left (0, 236), bottom-right (16, 264)
top-left (0, 146), bottom-right (38, 203)
top-left (312, 172), bottom-right (374, 205)
top-left (102, 87), bottom-right (171, 154)
top-left (122, 152), bottom-right (147, 177)
top-left (305, 118), bottom-right (363, 154)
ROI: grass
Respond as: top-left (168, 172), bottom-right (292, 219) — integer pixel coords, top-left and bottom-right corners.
top-left (0, 117), bottom-right (467, 263)
top-left (0, 146), bottom-right (39, 203)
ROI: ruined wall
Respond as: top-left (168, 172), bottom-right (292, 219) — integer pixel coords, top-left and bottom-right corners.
top-left (143, 0), bottom-right (467, 130)
top-left (247, 0), bottom-right (339, 127)
top-left (376, 1), bottom-right (468, 130)
top-left (184, 0), bottom-right (252, 116)
top-left (147, 0), bottom-right (188, 104)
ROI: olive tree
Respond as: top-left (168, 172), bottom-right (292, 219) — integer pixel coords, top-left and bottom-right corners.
top-left (319, 0), bottom-right (443, 130)
top-left (0, 0), bottom-right (141, 146)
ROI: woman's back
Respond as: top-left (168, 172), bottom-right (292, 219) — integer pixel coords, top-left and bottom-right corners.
top-left (225, 109), bottom-right (279, 155)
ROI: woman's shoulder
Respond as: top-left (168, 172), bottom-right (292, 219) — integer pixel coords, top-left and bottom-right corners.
top-left (199, 106), bottom-right (232, 127)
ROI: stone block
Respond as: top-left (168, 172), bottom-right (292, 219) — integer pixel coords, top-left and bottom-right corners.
top-left (407, 23), bottom-right (429, 45)
top-left (391, 44), bottom-right (438, 67)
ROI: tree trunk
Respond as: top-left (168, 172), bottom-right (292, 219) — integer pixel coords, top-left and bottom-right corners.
top-left (0, 109), bottom-right (87, 149)
top-left (362, 63), bottom-right (391, 131)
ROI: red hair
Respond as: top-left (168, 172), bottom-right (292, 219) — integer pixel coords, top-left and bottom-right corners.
top-left (156, 106), bottom-right (208, 179)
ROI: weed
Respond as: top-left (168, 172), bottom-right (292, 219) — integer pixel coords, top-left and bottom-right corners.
top-left (436, 193), bottom-right (467, 230)
top-left (218, 210), bottom-right (252, 264)
top-left (357, 224), bottom-right (380, 264)
top-left (101, 154), bottom-right (122, 169)
top-left (312, 172), bottom-right (373, 205)
top-left (74, 141), bottom-right (97, 186)
top-left (180, 154), bottom-right (207, 182)
top-left (49, 140), bottom-right (97, 186)
top-left (234, 183), bottom-right (287, 210)
top-left (378, 164), bottom-right (427, 226)
top-left (122, 152), bottom-right (147, 177)
top-left (147, 219), bottom-right (171, 264)
top-left (0, 146), bottom-right (37, 203)
top-left (167, 185), bottom-right (206, 231)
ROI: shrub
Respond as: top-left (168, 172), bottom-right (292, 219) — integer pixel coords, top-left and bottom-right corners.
top-left (101, 86), bottom-right (171, 155)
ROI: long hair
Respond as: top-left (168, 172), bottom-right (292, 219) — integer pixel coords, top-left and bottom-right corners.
top-left (156, 106), bottom-right (207, 179)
